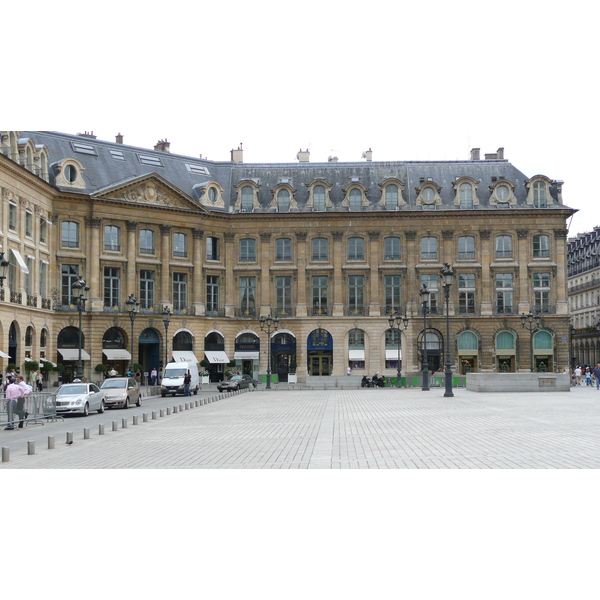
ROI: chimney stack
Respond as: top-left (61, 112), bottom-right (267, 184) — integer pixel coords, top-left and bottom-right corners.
top-left (470, 148), bottom-right (480, 161)
top-left (115, 133), bottom-right (123, 144)
top-left (154, 139), bottom-right (170, 152)
top-left (362, 148), bottom-right (373, 161)
top-left (497, 147), bottom-right (504, 159)
top-left (231, 144), bottom-right (244, 163)
top-left (296, 149), bottom-right (310, 163)
top-left (78, 131), bottom-right (97, 139)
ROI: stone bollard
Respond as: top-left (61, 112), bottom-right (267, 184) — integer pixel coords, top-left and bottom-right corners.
top-left (28, 441), bottom-right (35, 455)
top-left (66, 431), bottom-right (74, 445)
top-left (173, 406), bottom-right (178, 414)
top-left (2, 447), bottom-right (9, 462)
top-left (152, 411), bottom-right (157, 420)
top-left (185, 403), bottom-right (189, 410)
top-left (122, 418), bottom-right (128, 429)
top-left (179, 404), bottom-right (183, 412)
top-left (112, 420), bottom-right (118, 431)
top-left (99, 424), bottom-right (105, 436)
top-left (48, 436), bottom-right (55, 449)
top-left (84, 428), bottom-right (90, 440)
top-left (143, 413), bottom-right (148, 423)
top-left (167, 407), bottom-right (172, 415)
top-left (133, 415), bottom-right (139, 426)
top-left (160, 409), bottom-right (165, 417)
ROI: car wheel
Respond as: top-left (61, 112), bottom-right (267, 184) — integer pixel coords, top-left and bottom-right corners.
top-left (124, 396), bottom-right (130, 409)
top-left (136, 396), bottom-right (141, 407)
top-left (98, 400), bottom-right (105, 414)
top-left (83, 403), bottom-right (89, 417)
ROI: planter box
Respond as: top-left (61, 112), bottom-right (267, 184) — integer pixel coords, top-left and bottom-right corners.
top-left (201, 376), bottom-right (209, 384)
top-left (288, 374), bottom-right (297, 384)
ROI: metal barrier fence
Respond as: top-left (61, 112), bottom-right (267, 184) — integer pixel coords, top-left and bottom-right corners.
top-left (1, 392), bottom-right (59, 429)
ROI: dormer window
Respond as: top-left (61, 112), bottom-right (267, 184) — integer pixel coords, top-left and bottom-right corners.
top-left (64, 164), bottom-right (78, 183)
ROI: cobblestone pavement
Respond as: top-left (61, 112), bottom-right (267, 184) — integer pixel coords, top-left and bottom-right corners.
top-left (2, 385), bottom-right (600, 468)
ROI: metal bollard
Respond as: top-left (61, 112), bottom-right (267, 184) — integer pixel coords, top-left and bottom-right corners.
top-left (84, 428), bottom-right (90, 440)
top-left (66, 431), bottom-right (74, 445)
top-left (99, 424), bottom-right (105, 435)
top-left (143, 413), bottom-right (148, 423)
top-left (133, 415), bottom-right (139, 426)
top-left (112, 420), bottom-right (118, 431)
top-left (48, 436), bottom-right (55, 450)
top-left (122, 418), bottom-right (128, 429)
top-left (28, 441), bottom-right (35, 455)
top-left (2, 447), bottom-right (9, 462)
top-left (152, 411), bottom-right (157, 420)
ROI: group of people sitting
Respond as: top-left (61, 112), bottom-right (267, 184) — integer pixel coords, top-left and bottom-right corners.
top-left (361, 374), bottom-right (387, 388)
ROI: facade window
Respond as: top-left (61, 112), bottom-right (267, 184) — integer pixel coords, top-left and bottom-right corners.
top-left (139, 229), bottom-right (155, 254)
top-left (277, 189), bottom-right (290, 212)
top-left (495, 235), bottom-right (512, 259)
top-left (458, 273), bottom-right (476, 314)
top-left (241, 186), bottom-right (254, 211)
top-left (312, 275), bottom-right (329, 315)
top-left (239, 238), bottom-right (256, 262)
top-left (173, 232), bottom-right (188, 258)
top-left (208, 187), bottom-right (218, 203)
top-left (348, 328), bottom-right (365, 369)
top-left (104, 267), bottom-right (120, 308)
top-left (206, 275), bottom-right (220, 313)
top-left (276, 276), bottom-right (293, 315)
top-left (173, 273), bottom-right (188, 311)
top-left (61, 264), bottom-right (79, 305)
top-left (533, 234), bottom-right (550, 258)
top-left (206, 236), bottom-right (220, 261)
top-left (104, 225), bottom-right (120, 252)
top-left (39, 217), bottom-right (47, 244)
top-left (64, 164), bottom-right (78, 182)
top-left (422, 187), bottom-right (435, 203)
top-left (140, 270), bottom-right (155, 309)
top-left (458, 236), bottom-right (475, 260)
top-left (385, 327), bottom-right (401, 370)
top-left (276, 238), bottom-right (292, 262)
top-left (460, 183), bottom-right (473, 209)
top-left (495, 273), bottom-right (513, 314)
top-left (25, 211), bottom-right (33, 237)
top-left (384, 274), bottom-right (402, 315)
top-left (496, 184), bottom-right (510, 201)
top-left (348, 275), bottom-right (365, 315)
top-left (348, 237), bottom-right (364, 261)
top-left (39, 261), bottom-right (47, 298)
top-left (384, 236), bottom-right (401, 260)
top-left (62, 221), bottom-right (79, 248)
top-left (313, 185), bottom-right (326, 211)
top-left (421, 237), bottom-right (437, 260)
top-left (421, 274), bottom-right (439, 314)
top-left (8, 203), bottom-right (16, 231)
top-left (25, 258), bottom-right (33, 295)
top-left (385, 184), bottom-right (399, 210)
top-left (311, 237), bottom-right (328, 261)
top-left (349, 189), bottom-right (362, 211)
top-left (239, 276), bottom-right (256, 315)
top-left (533, 272), bottom-right (551, 313)
top-left (533, 181), bottom-right (547, 208)
top-left (8, 254), bottom-right (16, 290)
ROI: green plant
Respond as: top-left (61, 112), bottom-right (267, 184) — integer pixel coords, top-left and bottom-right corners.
top-left (40, 360), bottom-right (53, 373)
top-left (200, 358), bottom-right (211, 369)
top-left (7, 363), bottom-right (16, 372)
top-left (54, 363), bottom-right (65, 372)
top-left (24, 359), bottom-right (39, 374)
top-left (133, 363), bottom-right (143, 372)
top-left (95, 363), bottom-right (108, 374)
top-left (199, 371), bottom-right (209, 376)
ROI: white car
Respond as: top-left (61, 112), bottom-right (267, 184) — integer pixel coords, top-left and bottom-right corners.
top-left (55, 383), bottom-right (106, 416)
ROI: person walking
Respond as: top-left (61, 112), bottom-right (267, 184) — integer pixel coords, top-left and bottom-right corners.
top-left (4, 377), bottom-right (25, 430)
top-left (585, 368), bottom-right (592, 386)
top-left (346, 366), bottom-right (352, 376)
top-left (36, 369), bottom-right (43, 392)
top-left (16, 375), bottom-right (32, 427)
top-left (183, 370), bottom-right (191, 396)
top-left (574, 366), bottom-right (582, 386)
top-left (150, 367), bottom-right (157, 386)
top-left (593, 363), bottom-right (600, 391)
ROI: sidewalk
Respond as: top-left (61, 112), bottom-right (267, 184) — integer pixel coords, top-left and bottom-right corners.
top-left (2, 385), bottom-right (600, 468)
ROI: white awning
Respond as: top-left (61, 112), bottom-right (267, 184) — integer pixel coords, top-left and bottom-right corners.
top-left (103, 349), bottom-right (132, 361)
top-left (40, 358), bottom-right (57, 367)
top-left (349, 350), bottom-right (365, 360)
top-left (0, 350), bottom-right (10, 358)
top-left (11, 248), bottom-right (29, 274)
top-left (172, 351), bottom-right (198, 363)
top-left (385, 349), bottom-right (402, 360)
top-left (234, 351), bottom-right (259, 360)
top-left (204, 351), bottom-right (230, 364)
top-left (58, 348), bottom-right (91, 361)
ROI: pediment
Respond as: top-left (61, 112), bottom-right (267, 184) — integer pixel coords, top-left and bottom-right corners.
top-left (91, 174), bottom-right (208, 212)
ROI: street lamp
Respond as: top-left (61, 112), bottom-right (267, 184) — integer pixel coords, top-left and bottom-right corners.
top-left (440, 263), bottom-right (455, 397)
top-left (419, 283), bottom-right (431, 391)
top-left (0, 251), bottom-right (9, 288)
top-left (388, 312), bottom-right (409, 388)
top-left (125, 293), bottom-right (139, 374)
top-left (162, 306), bottom-right (171, 377)
top-left (259, 315), bottom-right (279, 389)
top-left (521, 312), bottom-right (542, 372)
top-left (71, 278), bottom-right (89, 380)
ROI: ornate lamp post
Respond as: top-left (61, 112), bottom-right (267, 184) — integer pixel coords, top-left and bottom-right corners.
top-left (71, 278), bottom-right (90, 380)
top-left (125, 293), bottom-right (140, 374)
top-left (521, 312), bottom-right (542, 372)
top-left (162, 306), bottom-right (171, 377)
top-left (440, 263), bottom-right (455, 397)
top-left (570, 324), bottom-right (575, 371)
top-left (0, 251), bottom-right (9, 287)
top-left (259, 315), bottom-right (279, 389)
top-left (388, 312), bottom-right (409, 388)
top-left (419, 283), bottom-right (431, 391)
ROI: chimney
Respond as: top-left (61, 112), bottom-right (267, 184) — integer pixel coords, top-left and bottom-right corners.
top-left (362, 148), bottom-right (373, 161)
top-left (297, 149), bottom-right (310, 162)
top-left (115, 133), bottom-right (123, 144)
top-left (328, 156), bottom-right (338, 163)
top-left (484, 152), bottom-right (498, 160)
top-left (154, 139), bottom-right (170, 152)
top-left (497, 147), bottom-right (504, 159)
top-left (78, 131), bottom-right (97, 139)
top-left (231, 144), bottom-right (243, 163)
top-left (470, 148), bottom-right (480, 161)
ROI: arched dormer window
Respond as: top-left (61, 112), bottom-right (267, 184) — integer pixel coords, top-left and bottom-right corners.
top-left (233, 180), bottom-right (260, 213)
top-left (53, 158), bottom-right (86, 188)
top-left (525, 175), bottom-right (553, 208)
top-left (452, 177), bottom-right (480, 209)
top-left (378, 178), bottom-right (405, 210)
top-left (307, 180), bottom-right (333, 212)
top-left (269, 183), bottom-right (298, 212)
top-left (416, 181), bottom-right (442, 208)
top-left (342, 182), bottom-right (368, 211)
top-left (489, 179), bottom-right (516, 207)
top-left (195, 181), bottom-right (225, 209)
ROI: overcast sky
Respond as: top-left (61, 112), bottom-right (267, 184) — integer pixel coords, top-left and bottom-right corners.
top-left (7, 1), bottom-right (597, 236)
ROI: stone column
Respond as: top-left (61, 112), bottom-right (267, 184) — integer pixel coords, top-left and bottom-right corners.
top-left (295, 232), bottom-right (307, 317)
top-left (224, 232), bottom-right (236, 317)
top-left (516, 229), bottom-right (530, 314)
top-left (332, 231), bottom-right (344, 316)
top-left (126, 221), bottom-right (137, 298)
top-left (554, 228), bottom-right (569, 315)
top-left (85, 217), bottom-right (102, 311)
top-left (192, 228), bottom-right (204, 315)
top-left (259, 232), bottom-right (271, 316)
top-left (479, 229), bottom-right (492, 316)
top-left (368, 231), bottom-right (380, 316)
top-left (159, 225), bottom-right (171, 304)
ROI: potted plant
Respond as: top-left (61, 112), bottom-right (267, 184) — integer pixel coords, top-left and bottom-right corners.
top-left (54, 363), bottom-right (65, 386)
top-left (200, 370), bottom-right (210, 384)
top-left (95, 363), bottom-right (108, 380)
top-left (200, 359), bottom-right (211, 383)
top-left (288, 360), bottom-right (297, 384)
top-left (23, 359), bottom-right (39, 385)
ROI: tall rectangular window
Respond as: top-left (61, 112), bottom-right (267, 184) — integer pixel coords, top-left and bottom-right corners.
top-left (139, 229), bottom-right (155, 254)
top-left (384, 275), bottom-right (402, 315)
top-left (421, 274), bottom-right (439, 314)
top-left (61, 264), bottom-right (79, 306)
top-left (459, 183), bottom-right (474, 209)
top-left (276, 238), bottom-right (292, 261)
top-left (25, 211), bottom-right (33, 237)
top-left (25, 257), bottom-right (33, 295)
top-left (495, 235), bottom-right (512, 259)
top-left (62, 221), bottom-right (79, 248)
top-left (8, 203), bottom-right (17, 231)
top-left (458, 236), bottom-right (475, 259)
top-left (348, 237), bottom-right (364, 260)
top-left (206, 275), bottom-right (220, 313)
top-left (239, 276), bottom-right (256, 315)
top-left (312, 275), bottom-right (329, 315)
top-left (39, 261), bottom-right (47, 298)
top-left (206, 237), bottom-right (220, 261)
top-left (533, 235), bottom-right (550, 258)
top-left (495, 273), bottom-right (513, 314)
top-left (348, 275), bottom-right (365, 315)
top-left (311, 237), bottom-right (328, 261)
top-left (39, 217), bottom-right (47, 244)
top-left (276, 276), bottom-right (293, 315)
top-left (458, 273), bottom-right (476, 314)
top-left (173, 273), bottom-right (188, 310)
top-left (421, 237), bottom-right (437, 260)
top-left (104, 225), bottom-right (120, 251)
top-left (173, 232), bottom-right (188, 258)
top-left (313, 185), bottom-right (326, 211)
top-left (104, 267), bottom-right (120, 308)
top-left (140, 270), bottom-right (155, 309)
top-left (384, 237), bottom-right (401, 260)
top-left (533, 272), bottom-right (551, 313)
top-left (239, 238), bottom-right (256, 262)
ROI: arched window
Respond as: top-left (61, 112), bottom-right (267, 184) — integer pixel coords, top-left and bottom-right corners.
top-left (241, 186), bottom-right (254, 211)
top-left (495, 235), bottom-right (512, 258)
top-left (311, 237), bottom-right (328, 261)
top-left (458, 331), bottom-right (478, 351)
top-left (496, 331), bottom-right (515, 350)
top-left (313, 185), bottom-right (326, 211)
top-left (104, 225), bottom-right (120, 252)
top-left (385, 184), bottom-right (399, 210)
top-left (25, 326), bottom-right (34, 347)
top-left (277, 189), bottom-right (290, 212)
top-left (533, 181), bottom-right (547, 208)
top-left (349, 189), bottom-right (362, 211)
top-left (533, 330), bottom-right (553, 350)
top-left (460, 183), bottom-right (473, 209)
top-left (458, 236), bottom-right (475, 259)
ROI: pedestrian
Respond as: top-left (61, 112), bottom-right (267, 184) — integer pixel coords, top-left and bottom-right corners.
top-left (593, 363), bottom-right (600, 391)
top-left (4, 376), bottom-right (25, 430)
top-left (150, 367), bottom-right (157, 386)
top-left (183, 370), bottom-right (191, 396)
top-left (36, 369), bottom-right (43, 392)
top-left (109, 368), bottom-right (117, 377)
top-left (574, 366), bottom-right (582, 386)
top-left (585, 368), bottom-right (592, 386)
top-left (346, 366), bottom-right (352, 376)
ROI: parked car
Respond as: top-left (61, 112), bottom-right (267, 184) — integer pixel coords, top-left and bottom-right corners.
top-left (55, 382), bottom-right (106, 416)
top-left (217, 374), bottom-right (258, 392)
top-left (100, 377), bottom-right (141, 409)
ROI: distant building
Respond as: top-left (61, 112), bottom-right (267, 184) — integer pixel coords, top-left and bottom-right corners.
top-left (0, 131), bottom-right (575, 383)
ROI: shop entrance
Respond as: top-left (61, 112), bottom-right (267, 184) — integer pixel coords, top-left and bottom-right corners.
top-left (535, 356), bottom-right (552, 372)
top-left (459, 356), bottom-right (477, 374)
top-left (309, 354), bottom-right (331, 376)
top-left (497, 356), bottom-right (515, 373)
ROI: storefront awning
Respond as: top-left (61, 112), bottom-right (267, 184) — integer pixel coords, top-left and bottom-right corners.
top-left (11, 248), bottom-right (29, 274)
top-left (0, 350), bottom-right (10, 358)
top-left (204, 351), bottom-right (230, 364)
top-left (40, 358), bottom-right (57, 367)
top-left (234, 351), bottom-right (259, 360)
top-left (172, 351), bottom-right (198, 363)
top-left (349, 350), bottom-right (365, 360)
top-left (385, 349), bottom-right (402, 360)
top-left (58, 348), bottom-right (91, 361)
top-left (103, 349), bottom-right (132, 361)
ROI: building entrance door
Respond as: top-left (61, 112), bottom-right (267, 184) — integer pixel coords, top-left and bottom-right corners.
top-left (309, 355), bottom-right (331, 376)
top-left (497, 356), bottom-right (515, 373)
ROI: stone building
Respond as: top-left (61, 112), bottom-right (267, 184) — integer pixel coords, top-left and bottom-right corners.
top-left (0, 131), bottom-right (575, 384)
top-left (568, 227), bottom-right (600, 367)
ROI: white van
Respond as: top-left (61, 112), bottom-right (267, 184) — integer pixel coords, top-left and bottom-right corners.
top-left (161, 361), bottom-right (200, 396)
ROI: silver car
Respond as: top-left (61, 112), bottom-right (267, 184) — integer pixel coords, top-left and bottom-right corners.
top-left (100, 377), bottom-right (141, 409)
top-left (55, 383), bottom-right (106, 416)
top-left (217, 374), bottom-right (258, 392)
